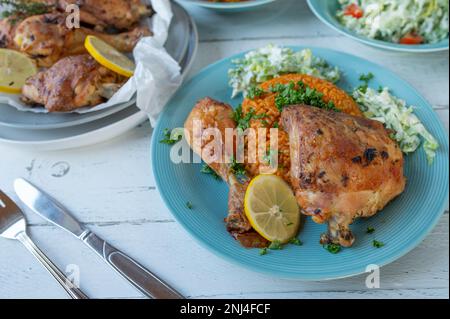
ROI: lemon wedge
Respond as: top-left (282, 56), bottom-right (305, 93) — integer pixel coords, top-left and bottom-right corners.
top-left (244, 174), bottom-right (300, 243)
top-left (85, 35), bottom-right (135, 77)
top-left (0, 49), bottom-right (37, 94)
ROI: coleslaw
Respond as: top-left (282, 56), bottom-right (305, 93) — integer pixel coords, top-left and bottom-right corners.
top-left (337, 0), bottom-right (449, 44)
top-left (228, 44), bottom-right (340, 97)
top-left (353, 87), bottom-right (439, 164)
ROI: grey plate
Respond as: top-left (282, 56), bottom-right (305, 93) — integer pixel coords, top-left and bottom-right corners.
top-left (0, 8), bottom-right (198, 145)
top-left (0, 2), bottom-right (191, 130)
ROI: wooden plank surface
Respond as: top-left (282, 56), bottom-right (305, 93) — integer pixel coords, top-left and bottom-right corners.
top-left (0, 0), bottom-right (448, 299)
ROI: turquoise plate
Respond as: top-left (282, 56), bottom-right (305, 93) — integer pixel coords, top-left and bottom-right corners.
top-left (177, 0), bottom-right (277, 12)
top-left (307, 0), bottom-right (449, 53)
top-left (151, 47), bottom-right (449, 280)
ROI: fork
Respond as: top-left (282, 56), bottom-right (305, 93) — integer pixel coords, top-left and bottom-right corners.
top-left (0, 190), bottom-right (88, 299)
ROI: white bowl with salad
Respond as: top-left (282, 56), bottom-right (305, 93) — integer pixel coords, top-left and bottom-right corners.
top-left (307, 0), bottom-right (449, 52)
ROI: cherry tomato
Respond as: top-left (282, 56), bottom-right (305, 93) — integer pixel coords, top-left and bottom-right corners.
top-left (399, 33), bottom-right (424, 45)
top-left (344, 3), bottom-right (364, 19)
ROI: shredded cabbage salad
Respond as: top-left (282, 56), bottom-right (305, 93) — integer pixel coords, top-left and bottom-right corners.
top-left (354, 87), bottom-right (439, 164)
top-left (228, 44), bottom-right (340, 98)
top-left (337, 0), bottom-right (449, 44)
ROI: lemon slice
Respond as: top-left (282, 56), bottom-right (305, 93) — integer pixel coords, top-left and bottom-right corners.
top-left (85, 35), bottom-right (135, 77)
top-left (244, 174), bottom-right (300, 243)
top-left (0, 49), bottom-right (37, 94)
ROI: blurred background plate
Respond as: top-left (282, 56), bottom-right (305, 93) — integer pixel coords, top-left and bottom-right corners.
top-left (151, 47), bottom-right (449, 280)
top-left (307, 0), bottom-right (449, 53)
top-left (176, 0), bottom-right (277, 12)
top-left (0, 1), bottom-right (191, 130)
top-left (0, 2), bottom-right (198, 150)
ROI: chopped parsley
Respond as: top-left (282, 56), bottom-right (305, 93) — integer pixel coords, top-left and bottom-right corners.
top-left (186, 201), bottom-right (193, 209)
top-left (357, 72), bottom-right (374, 93)
top-left (200, 164), bottom-right (221, 181)
top-left (323, 243), bottom-right (341, 254)
top-left (366, 226), bottom-right (375, 234)
top-left (270, 81), bottom-right (339, 112)
top-left (232, 105), bottom-right (267, 130)
top-left (159, 128), bottom-right (182, 145)
top-left (259, 247), bottom-right (268, 256)
top-left (289, 238), bottom-right (303, 246)
top-left (272, 121), bottom-right (279, 128)
top-left (247, 86), bottom-right (265, 99)
top-left (229, 156), bottom-right (247, 179)
top-left (268, 240), bottom-right (283, 250)
top-left (373, 240), bottom-right (385, 248)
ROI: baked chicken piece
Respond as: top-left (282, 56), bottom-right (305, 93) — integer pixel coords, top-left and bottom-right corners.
top-left (281, 105), bottom-right (406, 247)
top-left (184, 97), bottom-right (269, 248)
top-left (0, 16), bottom-right (19, 49)
top-left (12, 12), bottom-right (151, 67)
top-left (21, 54), bottom-right (125, 112)
top-left (31, 0), bottom-right (152, 30)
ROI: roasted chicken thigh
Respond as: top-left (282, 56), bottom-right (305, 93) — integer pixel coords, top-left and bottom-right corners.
top-left (281, 105), bottom-right (406, 247)
top-left (30, 0), bottom-right (152, 30)
top-left (22, 54), bottom-right (125, 112)
top-left (12, 12), bottom-right (150, 67)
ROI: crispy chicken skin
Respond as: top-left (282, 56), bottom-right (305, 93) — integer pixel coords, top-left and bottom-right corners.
top-left (184, 97), bottom-right (268, 248)
top-left (12, 12), bottom-right (151, 67)
top-left (281, 105), bottom-right (406, 247)
top-left (0, 16), bottom-right (19, 49)
top-left (22, 54), bottom-right (125, 112)
top-left (30, 0), bottom-right (152, 30)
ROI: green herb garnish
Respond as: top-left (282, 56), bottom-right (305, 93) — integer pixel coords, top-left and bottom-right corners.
top-left (229, 156), bottom-right (247, 179)
top-left (270, 81), bottom-right (339, 112)
top-left (159, 128), bottom-right (182, 145)
top-left (372, 240), bottom-right (385, 248)
top-left (200, 164), bottom-right (221, 181)
top-left (289, 238), bottom-right (303, 246)
top-left (1, 0), bottom-right (53, 19)
top-left (232, 105), bottom-right (267, 131)
top-left (259, 247), bottom-right (268, 256)
top-left (323, 243), bottom-right (341, 254)
top-left (186, 201), bottom-right (193, 209)
top-left (268, 240), bottom-right (283, 250)
top-left (357, 72), bottom-right (374, 93)
top-left (366, 226), bottom-right (375, 234)
top-left (247, 86), bottom-right (265, 99)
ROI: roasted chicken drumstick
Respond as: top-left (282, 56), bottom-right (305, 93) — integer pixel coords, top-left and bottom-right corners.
top-left (184, 97), bottom-right (269, 248)
top-left (281, 105), bottom-right (406, 247)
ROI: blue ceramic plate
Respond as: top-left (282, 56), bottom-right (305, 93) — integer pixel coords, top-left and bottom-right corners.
top-left (307, 0), bottom-right (449, 53)
top-left (151, 47), bottom-right (449, 280)
top-left (177, 0), bottom-right (277, 12)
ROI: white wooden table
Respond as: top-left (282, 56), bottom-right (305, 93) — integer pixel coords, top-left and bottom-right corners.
top-left (0, 0), bottom-right (448, 299)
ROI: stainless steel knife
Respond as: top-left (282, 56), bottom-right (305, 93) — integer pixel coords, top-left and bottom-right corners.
top-left (14, 178), bottom-right (183, 299)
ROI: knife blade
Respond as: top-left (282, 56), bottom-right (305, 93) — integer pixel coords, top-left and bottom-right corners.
top-left (14, 178), bottom-right (184, 299)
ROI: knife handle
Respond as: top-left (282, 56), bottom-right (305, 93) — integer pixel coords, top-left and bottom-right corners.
top-left (81, 231), bottom-right (183, 299)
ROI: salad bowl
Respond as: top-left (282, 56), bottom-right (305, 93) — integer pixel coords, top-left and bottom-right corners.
top-left (307, 0), bottom-right (449, 53)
